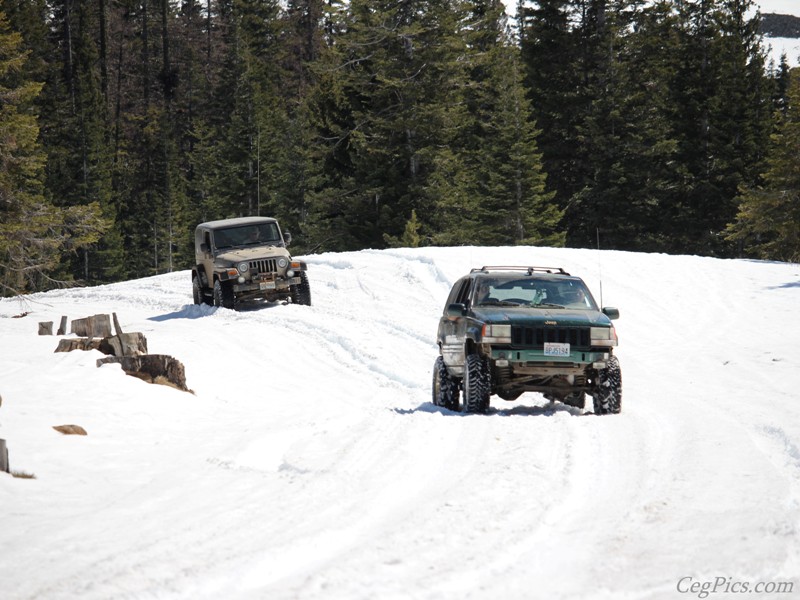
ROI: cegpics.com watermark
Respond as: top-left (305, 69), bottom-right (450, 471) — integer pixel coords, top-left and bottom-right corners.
top-left (677, 576), bottom-right (795, 598)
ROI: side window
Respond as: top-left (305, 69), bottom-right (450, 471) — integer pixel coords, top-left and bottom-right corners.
top-left (444, 278), bottom-right (468, 308)
top-left (203, 231), bottom-right (211, 250)
top-left (260, 222), bottom-right (280, 242)
top-left (456, 279), bottom-right (473, 305)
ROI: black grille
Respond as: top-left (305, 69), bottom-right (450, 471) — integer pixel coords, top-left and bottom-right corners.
top-left (249, 258), bottom-right (278, 274)
top-left (511, 326), bottom-right (590, 348)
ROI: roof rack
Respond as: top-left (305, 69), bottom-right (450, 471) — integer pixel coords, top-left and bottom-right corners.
top-left (470, 266), bottom-right (570, 276)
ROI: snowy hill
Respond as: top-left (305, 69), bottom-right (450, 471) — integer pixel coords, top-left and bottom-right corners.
top-left (1, 246), bottom-right (799, 599)
top-left (757, 1), bottom-right (800, 66)
top-left (500, 0), bottom-right (800, 67)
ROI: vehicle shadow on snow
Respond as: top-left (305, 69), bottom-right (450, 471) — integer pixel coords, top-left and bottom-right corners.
top-left (149, 301), bottom-right (284, 321)
top-left (396, 402), bottom-right (589, 417)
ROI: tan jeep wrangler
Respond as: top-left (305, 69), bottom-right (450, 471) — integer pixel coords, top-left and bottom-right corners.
top-left (191, 216), bottom-right (311, 309)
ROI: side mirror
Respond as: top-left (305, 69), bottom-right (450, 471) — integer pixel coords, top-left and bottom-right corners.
top-left (603, 307), bottom-right (620, 320)
top-left (283, 231), bottom-right (292, 246)
top-left (199, 243), bottom-right (209, 253)
top-left (446, 303), bottom-right (467, 318)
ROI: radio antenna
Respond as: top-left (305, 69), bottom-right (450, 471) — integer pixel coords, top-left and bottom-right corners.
top-left (596, 227), bottom-right (604, 307)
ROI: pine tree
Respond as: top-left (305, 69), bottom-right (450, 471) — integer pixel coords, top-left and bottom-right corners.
top-left (519, 0), bottom-right (585, 215)
top-left (568, 0), bottom-right (694, 251)
top-left (671, 0), bottom-right (772, 256)
top-left (0, 11), bottom-right (106, 295)
top-left (726, 70), bottom-right (800, 262)
top-left (307, 0), bottom-right (472, 250)
top-left (440, 0), bottom-right (562, 246)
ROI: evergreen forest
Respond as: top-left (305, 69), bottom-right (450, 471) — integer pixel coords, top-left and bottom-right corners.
top-left (1, 0), bottom-right (798, 295)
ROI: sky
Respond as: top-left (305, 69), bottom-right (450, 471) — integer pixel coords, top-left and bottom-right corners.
top-left (1, 245), bottom-right (799, 599)
top-left (756, 0), bottom-right (800, 14)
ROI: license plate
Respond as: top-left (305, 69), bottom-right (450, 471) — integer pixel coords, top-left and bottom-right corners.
top-left (259, 281), bottom-right (276, 290)
top-left (544, 342), bottom-right (570, 357)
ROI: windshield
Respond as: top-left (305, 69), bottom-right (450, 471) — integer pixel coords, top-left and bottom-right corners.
top-left (213, 223), bottom-right (281, 249)
top-left (472, 277), bottom-right (598, 310)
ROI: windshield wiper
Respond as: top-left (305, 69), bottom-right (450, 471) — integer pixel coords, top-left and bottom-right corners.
top-left (479, 300), bottom-right (523, 307)
top-left (532, 302), bottom-right (565, 309)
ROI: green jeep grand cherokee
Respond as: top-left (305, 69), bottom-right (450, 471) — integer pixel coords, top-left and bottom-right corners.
top-left (433, 266), bottom-right (621, 415)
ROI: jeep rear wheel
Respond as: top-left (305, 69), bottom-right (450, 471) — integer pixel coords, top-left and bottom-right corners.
top-left (213, 280), bottom-right (235, 309)
top-left (592, 356), bottom-right (622, 415)
top-left (463, 354), bottom-right (490, 414)
top-left (432, 356), bottom-right (459, 411)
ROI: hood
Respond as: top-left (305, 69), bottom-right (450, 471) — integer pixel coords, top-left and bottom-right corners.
top-left (215, 246), bottom-right (289, 263)
top-left (471, 306), bottom-right (612, 328)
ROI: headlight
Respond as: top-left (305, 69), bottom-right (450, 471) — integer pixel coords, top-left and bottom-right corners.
top-left (237, 262), bottom-right (249, 274)
top-left (590, 326), bottom-right (618, 346)
top-left (482, 324), bottom-right (511, 343)
top-left (277, 257), bottom-right (288, 269)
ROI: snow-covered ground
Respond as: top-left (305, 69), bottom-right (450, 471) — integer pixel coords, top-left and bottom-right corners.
top-left (764, 37), bottom-right (800, 68)
top-left (1, 246), bottom-right (798, 599)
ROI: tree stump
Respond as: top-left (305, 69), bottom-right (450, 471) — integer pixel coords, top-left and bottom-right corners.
top-left (57, 316), bottom-right (68, 335)
top-left (0, 439), bottom-right (8, 473)
top-left (55, 332), bottom-right (147, 356)
top-left (107, 332), bottom-right (148, 357)
top-left (53, 425), bottom-right (88, 436)
top-left (97, 355), bottom-right (190, 392)
top-left (55, 338), bottom-right (104, 353)
top-left (38, 322), bottom-right (53, 335)
top-left (70, 314), bottom-right (112, 339)
top-left (112, 313), bottom-right (124, 336)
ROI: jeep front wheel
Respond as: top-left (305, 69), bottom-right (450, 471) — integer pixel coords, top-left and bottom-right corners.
top-left (432, 356), bottom-right (459, 411)
top-left (290, 271), bottom-right (312, 306)
top-left (213, 280), bottom-right (235, 309)
top-left (463, 354), bottom-right (490, 414)
top-left (592, 356), bottom-right (622, 415)
top-left (192, 276), bottom-right (205, 305)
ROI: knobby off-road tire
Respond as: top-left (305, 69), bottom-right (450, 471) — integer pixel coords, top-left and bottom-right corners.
top-left (213, 279), bottom-right (235, 309)
top-left (432, 356), bottom-right (460, 411)
top-left (463, 354), bottom-right (490, 414)
top-left (192, 276), bottom-right (204, 305)
top-left (593, 355), bottom-right (622, 415)
top-left (291, 272), bottom-right (312, 306)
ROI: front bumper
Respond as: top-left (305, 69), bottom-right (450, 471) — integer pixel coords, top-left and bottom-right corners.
top-left (488, 346), bottom-right (611, 371)
top-left (234, 276), bottom-right (301, 294)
